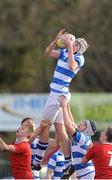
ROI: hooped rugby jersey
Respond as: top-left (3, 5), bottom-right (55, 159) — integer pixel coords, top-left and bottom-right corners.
top-left (47, 150), bottom-right (65, 179)
top-left (71, 131), bottom-right (95, 178)
top-left (50, 49), bottom-right (85, 94)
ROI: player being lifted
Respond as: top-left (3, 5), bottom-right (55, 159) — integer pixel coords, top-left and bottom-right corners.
top-left (31, 27), bottom-right (88, 170)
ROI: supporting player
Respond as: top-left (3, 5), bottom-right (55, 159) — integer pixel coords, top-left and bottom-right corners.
top-left (60, 95), bottom-right (96, 179)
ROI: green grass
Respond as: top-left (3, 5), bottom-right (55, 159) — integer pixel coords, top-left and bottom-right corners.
top-left (71, 93), bottom-right (112, 129)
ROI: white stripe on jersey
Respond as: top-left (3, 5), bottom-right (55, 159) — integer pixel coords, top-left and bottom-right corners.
top-left (48, 158), bottom-right (57, 165)
top-left (54, 166), bottom-right (64, 173)
top-left (50, 83), bottom-right (69, 93)
top-left (53, 71), bottom-right (72, 82)
top-left (57, 59), bottom-right (68, 69)
top-left (76, 166), bottom-right (95, 177)
top-left (31, 138), bottom-right (39, 156)
top-left (72, 145), bottom-right (87, 155)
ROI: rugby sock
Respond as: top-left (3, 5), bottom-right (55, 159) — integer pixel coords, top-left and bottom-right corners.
top-left (65, 156), bottom-right (72, 168)
top-left (33, 141), bottom-right (48, 165)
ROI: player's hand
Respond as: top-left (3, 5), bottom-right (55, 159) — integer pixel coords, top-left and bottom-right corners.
top-left (88, 143), bottom-right (93, 149)
top-left (62, 34), bottom-right (74, 47)
top-left (60, 95), bottom-right (68, 108)
top-left (39, 120), bottom-right (51, 131)
top-left (37, 120), bottom-right (51, 136)
top-left (56, 27), bottom-right (66, 40)
top-left (40, 120), bottom-right (51, 127)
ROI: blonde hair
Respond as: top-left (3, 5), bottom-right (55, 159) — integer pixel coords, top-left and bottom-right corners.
top-left (21, 117), bottom-right (35, 125)
top-left (21, 117), bottom-right (35, 130)
top-left (22, 123), bottom-right (35, 138)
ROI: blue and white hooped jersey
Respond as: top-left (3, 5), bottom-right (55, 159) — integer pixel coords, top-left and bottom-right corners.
top-left (31, 138), bottom-right (40, 179)
top-left (71, 131), bottom-right (95, 179)
top-left (31, 137), bottom-right (39, 162)
top-left (47, 150), bottom-right (65, 179)
top-left (50, 49), bottom-right (85, 94)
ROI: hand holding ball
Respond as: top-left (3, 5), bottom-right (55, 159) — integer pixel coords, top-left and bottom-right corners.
top-left (56, 33), bottom-right (75, 48)
top-left (56, 38), bottom-right (66, 48)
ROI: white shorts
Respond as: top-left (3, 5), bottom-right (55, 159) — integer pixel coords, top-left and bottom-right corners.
top-left (42, 92), bottom-right (71, 123)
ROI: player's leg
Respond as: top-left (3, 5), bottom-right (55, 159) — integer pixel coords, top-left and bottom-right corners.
top-left (32, 122), bottom-right (52, 169)
top-left (54, 108), bottom-right (72, 169)
top-left (32, 93), bottom-right (60, 167)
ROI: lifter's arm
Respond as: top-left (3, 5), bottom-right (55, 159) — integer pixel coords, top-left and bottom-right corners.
top-left (60, 96), bottom-right (77, 136)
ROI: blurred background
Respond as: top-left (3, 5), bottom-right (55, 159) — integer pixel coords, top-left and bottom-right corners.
top-left (0, 0), bottom-right (112, 178)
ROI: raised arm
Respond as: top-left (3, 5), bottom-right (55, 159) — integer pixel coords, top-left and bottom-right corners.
top-left (62, 35), bottom-right (78, 70)
top-left (60, 96), bottom-right (77, 136)
top-left (67, 103), bottom-right (77, 129)
top-left (0, 137), bottom-right (15, 152)
top-left (29, 120), bottom-right (51, 144)
top-left (45, 28), bottom-right (66, 58)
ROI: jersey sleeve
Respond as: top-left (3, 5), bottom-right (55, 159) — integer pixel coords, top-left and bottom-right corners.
top-left (13, 142), bottom-right (27, 153)
top-left (47, 153), bottom-right (57, 170)
top-left (74, 54), bottom-right (85, 67)
top-left (58, 49), bottom-right (67, 60)
top-left (73, 131), bottom-right (87, 144)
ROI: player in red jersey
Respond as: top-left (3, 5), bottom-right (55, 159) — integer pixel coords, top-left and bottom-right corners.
top-left (82, 127), bottom-right (112, 179)
top-left (0, 123), bottom-right (35, 179)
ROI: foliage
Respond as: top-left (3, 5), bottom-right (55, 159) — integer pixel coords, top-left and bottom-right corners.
top-left (0, 0), bottom-right (112, 92)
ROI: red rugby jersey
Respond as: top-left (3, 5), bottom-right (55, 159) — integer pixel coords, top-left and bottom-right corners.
top-left (10, 141), bottom-right (33, 179)
top-left (86, 143), bottom-right (112, 179)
